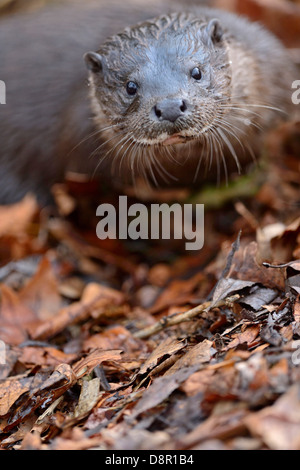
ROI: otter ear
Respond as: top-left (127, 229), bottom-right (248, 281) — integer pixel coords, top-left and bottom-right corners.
top-left (84, 51), bottom-right (103, 73)
top-left (205, 19), bottom-right (223, 44)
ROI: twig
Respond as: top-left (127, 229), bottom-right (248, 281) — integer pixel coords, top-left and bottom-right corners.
top-left (133, 294), bottom-right (240, 339)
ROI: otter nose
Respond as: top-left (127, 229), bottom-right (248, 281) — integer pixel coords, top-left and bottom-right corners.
top-left (153, 99), bottom-right (187, 123)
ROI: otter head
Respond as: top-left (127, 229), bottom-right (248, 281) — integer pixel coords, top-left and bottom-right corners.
top-left (84, 12), bottom-right (232, 180)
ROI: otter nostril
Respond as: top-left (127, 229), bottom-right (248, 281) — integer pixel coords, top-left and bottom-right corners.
top-left (180, 101), bottom-right (187, 113)
top-left (153, 99), bottom-right (188, 123)
top-left (154, 106), bottom-right (162, 119)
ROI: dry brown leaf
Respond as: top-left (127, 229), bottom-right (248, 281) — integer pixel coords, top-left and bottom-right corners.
top-left (150, 272), bottom-right (204, 314)
top-left (3, 364), bottom-right (77, 432)
top-left (42, 427), bottom-right (102, 451)
top-left (178, 408), bottom-right (249, 448)
top-left (180, 368), bottom-right (216, 397)
top-left (72, 349), bottom-right (123, 379)
top-left (138, 337), bottom-right (186, 376)
top-left (28, 282), bottom-right (126, 340)
top-left (165, 339), bottom-right (215, 375)
top-left (229, 242), bottom-right (286, 290)
top-left (130, 366), bottom-right (199, 421)
top-left (19, 256), bottom-right (62, 320)
top-left (73, 378), bottom-right (101, 419)
top-left (224, 325), bottom-right (261, 351)
top-left (81, 282), bottom-right (126, 318)
top-left (0, 376), bottom-right (35, 417)
top-left (245, 384), bottom-right (300, 449)
top-left (0, 284), bottom-right (36, 344)
top-left (19, 346), bottom-right (76, 367)
top-left (83, 325), bottom-right (144, 354)
top-left (0, 194), bottom-right (38, 237)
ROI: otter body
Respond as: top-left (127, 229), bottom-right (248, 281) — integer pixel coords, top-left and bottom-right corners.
top-left (0, 1), bottom-right (296, 203)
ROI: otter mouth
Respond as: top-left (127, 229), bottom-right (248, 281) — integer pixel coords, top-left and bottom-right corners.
top-left (134, 130), bottom-right (201, 147)
top-left (161, 132), bottom-right (200, 146)
top-left (160, 122), bottom-right (217, 146)
top-left (162, 134), bottom-right (189, 146)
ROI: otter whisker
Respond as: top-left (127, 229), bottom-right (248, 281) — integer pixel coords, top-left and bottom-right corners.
top-left (229, 114), bottom-right (264, 132)
top-left (126, 140), bottom-right (138, 178)
top-left (216, 127), bottom-right (241, 173)
top-left (114, 134), bottom-right (135, 176)
top-left (208, 132), bottom-right (214, 172)
top-left (91, 131), bottom-right (129, 178)
top-left (244, 141), bottom-right (257, 164)
top-left (136, 142), bottom-right (147, 185)
top-left (89, 130), bottom-right (127, 161)
top-left (207, 128), bottom-right (219, 182)
top-left (166, 145), bottom-right (183, 166)
top-left (67, 123), bottom-right (122, 159)
top-left (219, 105), bottom-right (263, 119)
top-left (139, 144), bottom-right (154, 189)
top-left (101, 132), bottom-right (130, 166)
top-left (94, 131), bottom-right (130, 177)
top-left (217, 94), bottom-right (286, 113)
top-left (210, 127), bottom-right (228, 185)
top-left (237, 103), bottom-right (286, 114)
top-left (220, 103), bottom-right (285, 115)
top-left (214, 115), bottom-right (248, 136)
top-left (214, 119), bottom-right (245, 153)
top-left (152, 146), bottom-right (178, 184)
top-left (193, 133), bottom-right (206, 183)
top-left (147, 146), bottom-right (160, 187)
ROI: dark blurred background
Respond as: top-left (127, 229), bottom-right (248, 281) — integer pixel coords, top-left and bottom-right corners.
top-left (0, 0), bottom-right (299, 50)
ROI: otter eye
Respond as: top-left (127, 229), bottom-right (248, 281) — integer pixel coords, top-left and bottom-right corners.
top-left (191, 67), bottom-right (202, 80)
top-left (126, 81), bottom-right (138, 96)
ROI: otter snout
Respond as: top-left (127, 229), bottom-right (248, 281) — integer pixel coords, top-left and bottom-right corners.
top-left (153, 99), bottom-right (188, 123)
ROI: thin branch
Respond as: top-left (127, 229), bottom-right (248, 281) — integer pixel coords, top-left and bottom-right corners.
top-left (133, 294), bottom-right (240, 339)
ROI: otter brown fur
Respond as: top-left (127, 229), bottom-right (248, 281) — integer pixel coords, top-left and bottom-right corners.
top-left (0, 0), bottom-right (296, 203)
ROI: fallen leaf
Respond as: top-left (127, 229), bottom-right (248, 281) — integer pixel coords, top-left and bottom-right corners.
top-left (19, 256), bottom-right (62, 320)
top-left (0, 284), bottom-right (36, 344)
top-left (73, 378), bottom-right (101, 419)
top-left (245, 384), bottom-right (300, 450)
top-left (83, 325), bottom-right (144, 354)
top-left (28, 283), bottom-right (126, 340)
top-left (165, 339), bottom-right (215, 375)
top-left (130, 366), bottom-right (199, 421)
top-left (138, 337), bottom-right (186, 376)
top-left (0, 376), bottom-right (35, 417)
top-left (19, 346), bottom-right (76, 367)
top-left (149, 273), bottom-right (204, 314)
top-left (178, 408), bottom-right (249, 448)
top-left (3, 364), bottom-right (77, 432)
top-left (224, 325), bottom-right (261, 351)
top-left (0, 194), bottom-right (38, 237)
top-left (72, 349), bottom-right (122, 379)
top-left (241, 286), bottom-right (278, 311)
top-left (229, 242), bottom-right (286, 290)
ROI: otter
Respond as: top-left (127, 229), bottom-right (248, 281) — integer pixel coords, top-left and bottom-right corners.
top-left (0, 0), bottom-right (296, 203)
